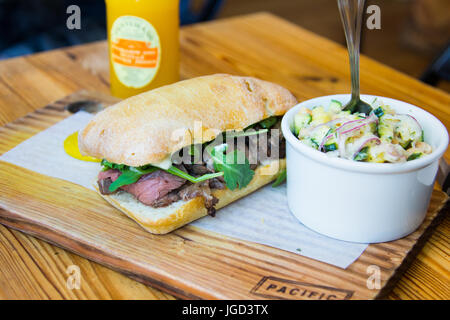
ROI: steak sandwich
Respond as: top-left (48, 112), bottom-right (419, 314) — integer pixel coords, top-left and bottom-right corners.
top-left (79, 74), bottom-right (297, 234)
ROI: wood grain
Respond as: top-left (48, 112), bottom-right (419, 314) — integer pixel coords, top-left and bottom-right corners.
top-left (0, 91), bottom-right (448, 300)
top-left (0, 12), bottom-right (448, 299)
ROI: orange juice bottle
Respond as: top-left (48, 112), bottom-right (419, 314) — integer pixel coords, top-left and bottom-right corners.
top-left (105, 0), bottom-right (180, 99)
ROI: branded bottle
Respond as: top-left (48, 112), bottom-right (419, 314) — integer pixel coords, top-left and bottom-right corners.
top-left (105, 0), bottom-right (180, 98)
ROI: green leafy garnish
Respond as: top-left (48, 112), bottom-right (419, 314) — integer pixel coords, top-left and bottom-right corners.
top-left (421, 130), bottom-right (424, 142)
top-left (102, 123), bottom-right (262, 192)
top-left (258, 116), bottom-right (278, 129)
top-left (108, 166), bottom-right (158, 192)
top-left (272, 169), bottom-right (286, 187)
top-left (166, 166), bottom-right (223, 183)
top-left (109, 170), bottom-right (141, 192)
top-left (101, 159), bottom-right (128, 171)
top-left (245, 116), bottom-right (280, 130)
top-left (102, 159), bottom-right (222, 192)
top-left (354, 146), bottom-right (369, 161)
top-left (209, 144), bottom-right (255, 191)
top-left (407, 153), bottom-right (422, 161)
top-left (225, 128), bottom-right (268, 138)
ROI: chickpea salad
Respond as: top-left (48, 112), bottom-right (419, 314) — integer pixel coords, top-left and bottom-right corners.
top-left (293, 99), bottom-right (432, 163)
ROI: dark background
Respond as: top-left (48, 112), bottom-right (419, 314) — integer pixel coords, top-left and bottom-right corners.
top-left (0, 0), bottom-right (448, 90)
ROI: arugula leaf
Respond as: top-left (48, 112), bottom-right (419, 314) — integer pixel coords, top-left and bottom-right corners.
top-left (101, 159), bottom-right (128, 171)
top-left (109, 170), bottom-right (142, 192)
top-left (259, 116), bottom-right (278, 129)
top-left (245, 116), bottom-right (280, 130)
top-left (102, 155), bottom-right (225, 192)
top-left (166, 166), bottom-right (224, 183)
top-left (209, 144), bottom-right (254, 191)
top-left (272, 169), bottom-right (286, 187)
top-left (225, 128), bottom-right (268, 139)
top-left (107, 165), bottom-right (158, 192)
top-left (102, 135), bottom-right (259, 193)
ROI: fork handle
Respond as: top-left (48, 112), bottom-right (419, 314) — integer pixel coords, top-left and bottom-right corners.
top-left (337, 0), bottom-right (366, 101)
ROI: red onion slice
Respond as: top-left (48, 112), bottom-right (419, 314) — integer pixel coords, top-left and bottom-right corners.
top-left (352, 136), bottom-right (381, 159)
top-left (319, 133), bottom-right (335, 151)
top-left (335, 118), bottom-right (366, 133)
top-left (308, 118), bottom-right (346, 135)
top-left (340, 123), bottom-right (368, 135)
top-left (396, 113), bottom-right (423, 135)
top-left (337, 113), bottom-right (378, 136)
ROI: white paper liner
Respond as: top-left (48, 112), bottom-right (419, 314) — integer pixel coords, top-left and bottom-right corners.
top-left (0, 111), bottom-right (367, 268)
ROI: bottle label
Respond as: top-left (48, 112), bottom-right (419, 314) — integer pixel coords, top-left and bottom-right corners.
top-left (110, 16), bottom-right (161, 88)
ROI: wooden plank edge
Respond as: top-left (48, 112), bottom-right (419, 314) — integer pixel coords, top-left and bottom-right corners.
top-left (375, 198), bottom-right (449, 299)
top-left (0, 207), bottom-right (202, 300)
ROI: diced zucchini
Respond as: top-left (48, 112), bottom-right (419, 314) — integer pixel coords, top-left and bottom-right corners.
top-left (301, 137), bottom-right (319, 149)
top-left (378, 118), bottom-right (395, 143)
top-left (310, 126), bottom-right (331, 145)
top-left (323, 142), bottom-right (338, 152)
top-left (329, 100), bottom-right (342, 113)
top-left (407, 153), bottom-right (422, 161)
top-left (354, 146), bottom-right (369, 161)
top-left (401, 140), bottom-right (412, 149)
top-left (311, 106), bottom-right (331, 125)
top-left (336, 110), bottom-right (351, 119)
top-left (395, 116), bottom-right (422, 146)
top-left (373, 107), bottom-right (384, 118)
top-left (367, 151), bottom-right (385, 163)
top-left (294, 112), bottom-right (312, 135)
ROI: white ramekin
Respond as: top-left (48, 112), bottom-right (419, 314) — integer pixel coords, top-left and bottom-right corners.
top-left (281, 94), bottom-right (449, 243)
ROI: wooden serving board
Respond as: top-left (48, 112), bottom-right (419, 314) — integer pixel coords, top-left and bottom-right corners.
top-left (0, 91), bottom-right (448, 300)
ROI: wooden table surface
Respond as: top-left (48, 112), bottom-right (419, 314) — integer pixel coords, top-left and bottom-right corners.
top-left (0, 13), bottom-right (448, 300)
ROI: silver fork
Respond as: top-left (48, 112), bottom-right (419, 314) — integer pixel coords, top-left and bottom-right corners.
top-left (337, 0), bottom-right (372, 115)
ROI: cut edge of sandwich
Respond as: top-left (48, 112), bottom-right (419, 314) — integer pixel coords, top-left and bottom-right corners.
top-left (94, 159), bottom-right (285, 234)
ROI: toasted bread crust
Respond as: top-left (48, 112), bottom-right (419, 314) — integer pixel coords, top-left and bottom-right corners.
top-left (94, 159), bottom-right (285, 234)
top-left (79, 74), bottom-right (296, 167)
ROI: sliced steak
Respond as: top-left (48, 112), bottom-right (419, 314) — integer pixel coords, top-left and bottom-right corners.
top-left (97, 169), bottom-right (121, 194)
top-left (151, 191), bottom-right (181, 208)
top-left (97, 169), bottom-right (186, 206)
top-left (209, 177), bottom-right (226, 190)
top-left (178, 181), bottom-right (219, 216)
top-left (96, 119), bottom-right (287, 213)
top-left (185, 163), bottom-right (213, 176)
top-left (98, 169), bottom-right (120, 182)
top-left (98, 177), bottom-right (114, 195)
top-left (123, 170), bottom-right (186, 206)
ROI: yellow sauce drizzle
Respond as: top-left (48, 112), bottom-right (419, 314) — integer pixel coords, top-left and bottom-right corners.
top-left (64, 131), bottom-right (101, 162)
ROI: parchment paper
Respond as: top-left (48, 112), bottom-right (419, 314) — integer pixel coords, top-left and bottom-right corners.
top-left (0, 111), bottom-right (367, 268)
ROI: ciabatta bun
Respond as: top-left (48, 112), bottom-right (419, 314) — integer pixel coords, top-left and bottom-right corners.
top-left (79, 74), bottom-right (297, 167)
top-left (94, 159), bottom-right (285, 234)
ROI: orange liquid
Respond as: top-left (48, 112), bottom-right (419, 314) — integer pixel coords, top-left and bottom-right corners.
top-left (105, 0), bottom-right (180, 99)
